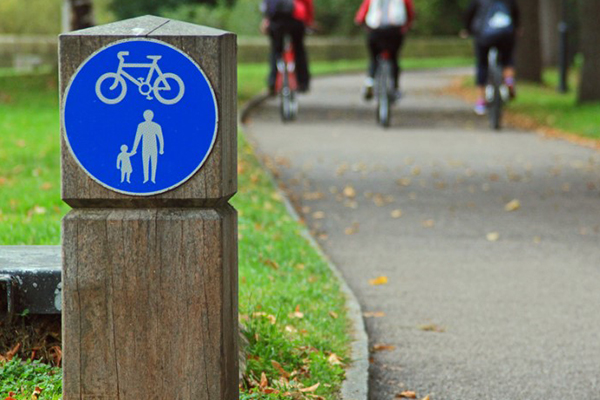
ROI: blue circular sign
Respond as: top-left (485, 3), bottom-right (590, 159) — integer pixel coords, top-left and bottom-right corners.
top-left (63, 39), bottom-right (218, 196)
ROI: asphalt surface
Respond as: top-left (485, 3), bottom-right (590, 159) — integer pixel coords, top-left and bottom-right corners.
top-left (243, 69), bottom-right (600, 400)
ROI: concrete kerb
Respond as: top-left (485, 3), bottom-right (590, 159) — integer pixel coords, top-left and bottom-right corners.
top-left (240, 97), bottom-right (369, 400)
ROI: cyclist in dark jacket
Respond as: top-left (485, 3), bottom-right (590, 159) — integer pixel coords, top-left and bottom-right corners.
top-left (465, 0), bottom-right (519, 115)
top-left (261, 0), bottom-right (314, 94)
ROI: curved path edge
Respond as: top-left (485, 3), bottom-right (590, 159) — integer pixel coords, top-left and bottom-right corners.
top-left (240, 95), bottom-right (370, 400)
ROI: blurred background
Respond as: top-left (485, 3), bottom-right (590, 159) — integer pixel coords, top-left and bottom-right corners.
top-left (0, 0), bottom-right (591, 99)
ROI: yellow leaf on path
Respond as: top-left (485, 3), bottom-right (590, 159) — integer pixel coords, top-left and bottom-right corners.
top-left (486, 232), bottom-right (500, 242)
top-left (363, 311), bottom-right (386, 318)
top-left (504, 199), bottom-right (521, 212)
top-left (345, 223), bottom-right (359, 235)
top-left (343, 186), bottom-right (356, 198)
top-left (397, 177), bottom-right (412, 187)
top-left (312, 211), bottom-right (325, 219)
top-left (329, 311), bottom-right (338, 319)
top-left (419, 323), bottom-right (445, 333)
top-left (533, 236), bottom-right (542, 244)
top-left (372, 344), bottom-right (395, 352)
top-left (300, 383), bottom-right (320, 392)
top-left (421, 396), bottom-right (430, 400)
top-left (369, 276), bottom-right (388, 286)
top-left (391, 209), bottom-right (402, 218)
top-left (411, 166), bottom-right (421, 176)
top-left (397, 391), bottom-right (417, 398)
top-left (422, 219), bottom-right (434, 228)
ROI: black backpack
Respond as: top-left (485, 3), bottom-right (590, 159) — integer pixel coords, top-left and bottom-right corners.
top-left (262, 0), bottom-right (295, 17)
top-left (479, 0), bottom-right (515, 39)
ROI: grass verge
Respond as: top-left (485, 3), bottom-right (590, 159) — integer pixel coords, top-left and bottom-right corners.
top-left (0, 61), bottom-right (355, 399)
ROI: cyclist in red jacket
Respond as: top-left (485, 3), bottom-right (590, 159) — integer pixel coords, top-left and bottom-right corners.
top-left (355, 0), bottom-right (415, 100)
top-left (261, 0), bottom-right (314, 94)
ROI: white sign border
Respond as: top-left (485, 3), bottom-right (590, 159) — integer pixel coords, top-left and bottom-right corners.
top-left (62, 37), bottom-right (220, 197)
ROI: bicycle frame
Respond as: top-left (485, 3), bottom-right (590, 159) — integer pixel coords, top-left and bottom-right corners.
top-left (111, 52), bottom-right (167, 93)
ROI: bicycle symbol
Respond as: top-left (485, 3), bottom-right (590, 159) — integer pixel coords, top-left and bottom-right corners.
top-left (95, 51), bottom-right (185, 105)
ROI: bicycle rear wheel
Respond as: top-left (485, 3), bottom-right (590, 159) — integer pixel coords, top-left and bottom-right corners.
top-left (376, 59), bottom-right (392, 128)
top-left (488, 49), bottom-right (503, 131)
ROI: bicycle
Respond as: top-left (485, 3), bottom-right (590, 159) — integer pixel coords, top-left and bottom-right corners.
top-left (275, 35), bottom-right (298, 122)
top-left (95, 51), bottom-right (185, 105)
top-left (486, 47), bottom-right (509, 130)
top-left (374, 50), bottom-right (395, 128)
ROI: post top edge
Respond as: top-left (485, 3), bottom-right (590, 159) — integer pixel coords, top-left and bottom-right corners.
top-left (60, 15), bottom-right (234, 38)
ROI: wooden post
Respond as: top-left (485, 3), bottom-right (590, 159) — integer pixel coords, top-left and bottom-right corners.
top-left (59, 16), bottom-right (237, 399)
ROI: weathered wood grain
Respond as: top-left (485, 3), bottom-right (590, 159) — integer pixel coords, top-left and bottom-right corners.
top-left (62, 207), bottom-right (238, 400)
top-left (59, 17), bottom-right (237, 207)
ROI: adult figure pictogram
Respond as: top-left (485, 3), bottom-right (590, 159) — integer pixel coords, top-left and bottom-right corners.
top-left (131, 110), bottom-right (164, 183)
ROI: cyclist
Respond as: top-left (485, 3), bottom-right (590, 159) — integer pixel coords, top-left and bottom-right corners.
top-left (355, 0), bottom-right (415, 101)
top-left (465, 0), bottom-right (520, 115)
top-left (261, 0), bottom-right (314, 95)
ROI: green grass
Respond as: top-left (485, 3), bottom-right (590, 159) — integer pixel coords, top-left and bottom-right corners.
top-left (508, 69), bottom-right (600, 139)
top-left (0, 358), bottom-right (62, 399)
top-left (0, 74), bottom-right (68, 245)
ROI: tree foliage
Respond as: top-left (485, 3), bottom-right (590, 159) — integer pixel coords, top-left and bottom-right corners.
top-left (0, 0), bottom-right (62, 34)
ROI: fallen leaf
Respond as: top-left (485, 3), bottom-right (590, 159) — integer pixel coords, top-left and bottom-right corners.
top-left (343, 186), bottom-right (356, 198)
top-left (327, 353), bottom-right (342, 365)
top-left (363, 311), bottom-right (386, 318)
top-left (5, 343), bottom-right (21, 361)
top-left (391, 209), bottom-right (402, 218)
top-left (369, 276), bottom-right (388, 285)
top-left (422, 219), bottom-right (435, 228)
top-left (328, 311), bottom-right (338, 319)
top-left (303, 192), bottom-right (325, 200)
top-left (419, 323), bottom-right (445, 333)
top-left (533, 236), bottom-right (542, 244)
top-left (289, 305), bottom-right (304, 319)
top-left (272, 360), bottom-right (291, 379)
top-left (345, 223), bottom-right (359, 235)
top-left (397, 391), bottom-right (417, 398)
top-left (504, 199), bottom-right (521, 212)
top-left (260, 372), bottom-right (268, 389)
top-left (396, 177), bottom-right (412, 187)
top-left (411, 166), bottom-right (421, 176)
top-left (421, 396), bottom-right (430, 400)
top-left (486, 232), bottom-right (500, 242)
top-left (372, 344), bottom-right (395, 352)
top-left (300, 383), bottom-right (320, 393)
top-left (40, 182), bottom-right (52, 191)
top-left (312, 211), bottom-right (325, 219)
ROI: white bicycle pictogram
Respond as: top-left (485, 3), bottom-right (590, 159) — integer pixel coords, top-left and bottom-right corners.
top-left (95, 51), bottom-right (185, 105)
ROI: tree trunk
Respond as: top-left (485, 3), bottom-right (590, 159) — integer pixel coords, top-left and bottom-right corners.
top-left (516, 0), bottom-right (542, 82)
top-left (577, 0), bottom-right (600, 103)
top-left (539, 0), bottom-right (561, 67)
top-left (68, 0), bottom-right (95, 31)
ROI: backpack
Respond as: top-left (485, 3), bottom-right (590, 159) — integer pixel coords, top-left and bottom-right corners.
top-left (479, 0), bottom-right (515, 39)
top-left (365, 0), bottom-right (407, 29)
top-left (262, 0), bottom-right (295, 18)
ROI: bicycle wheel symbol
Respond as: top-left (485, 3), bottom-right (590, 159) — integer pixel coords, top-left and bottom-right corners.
top-left (153, 73), bottom-right (185, 105)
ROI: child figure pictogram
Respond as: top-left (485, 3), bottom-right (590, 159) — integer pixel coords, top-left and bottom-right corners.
top-left (116, 144), bottom-right (134, 183)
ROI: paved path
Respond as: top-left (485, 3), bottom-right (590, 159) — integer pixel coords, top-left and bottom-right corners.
top-left (243, 69), bottom-right (600, 400)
